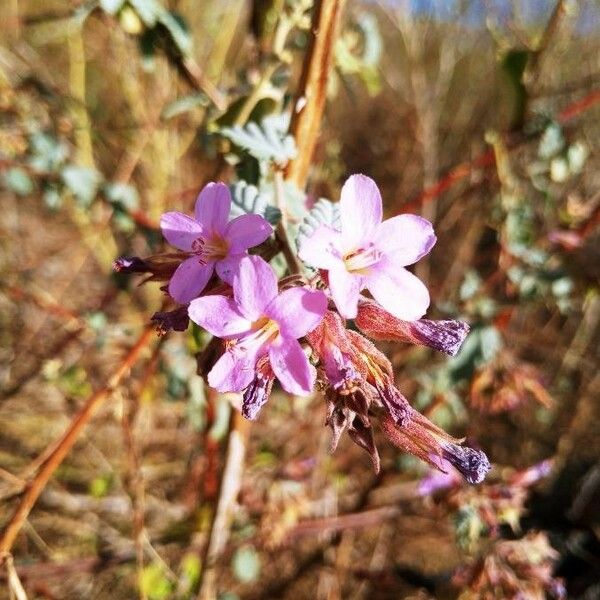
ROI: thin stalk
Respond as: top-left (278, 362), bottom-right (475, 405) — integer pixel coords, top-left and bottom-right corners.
top-left (285, 0), bottom-right (347, 188)
top-left (196, 411), bottom-right (250, 600)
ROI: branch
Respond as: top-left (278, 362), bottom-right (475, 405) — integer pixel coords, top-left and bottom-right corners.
top-left (285, 0), bottom-right (346, 189)
top-left (196, 411), bottom-right (250, 600)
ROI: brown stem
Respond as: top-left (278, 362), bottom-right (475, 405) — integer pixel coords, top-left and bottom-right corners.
top-left (285, 0), bottom-right (346, 189)
top-left (0, 325), bottom-right (156, 556)
top-left (196, 411), bottom-right (250, 600)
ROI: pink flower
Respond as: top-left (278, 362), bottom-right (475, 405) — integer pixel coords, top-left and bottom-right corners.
top-left (160, 182), bottom-right (273, 303)
top-left (298, 174), bottom-right (436, 320)
top-left (188, 255), bottom-right (327, 396)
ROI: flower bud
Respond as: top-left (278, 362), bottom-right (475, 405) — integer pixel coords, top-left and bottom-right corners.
top-left (151, 306), bottom-right (189, 335)
top-left (356, 298), bottom-right (469, 356)
top-left (242, 355), bottom-right (275, 420)
top-left (381, 413), bottom-right (490, 484)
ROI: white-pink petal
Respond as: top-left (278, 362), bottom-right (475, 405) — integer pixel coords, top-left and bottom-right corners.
top-left (168, 257), bottom-right (214, 303)
top-left (339, 174), bottom-right (382, 252)
top-left (269, 338), bottom-right (315, 396)
top-left (265, 287), bottom-right (327, 339)
top-left (375, 214), bottom-right (436, 266)
top-left (225, 213), bottom-right (273, 254)
top-left (160, 211), bottom-right (202, 251)
top-left (208, 350), bottom-right (256, 392)
top-left (298, 225), bottom-right (344, 271)
top-left (366, 260), bottom-right (430, 321)
top-left (188, 295), bottom-right (251, 340)
top-left (233, 256), bottom-right (278, 321)
top-left (328, 264), bottom-right (363, 319)
top-left (194, 182), bottom-right (231, 234)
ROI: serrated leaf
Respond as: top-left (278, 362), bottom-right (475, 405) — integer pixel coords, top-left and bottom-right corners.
top-left (229, 181), bottom-right (281, 225)
top-left (232, 546), bottom-right (261, 583)
top-left (161, 93), bottom-right (208, 119)
top-left (61, 165), bottom-right (102, 207)
top-left (296, 198), bottom-right (340, 252)
top-left (221, 116), bottom-right (296, 166)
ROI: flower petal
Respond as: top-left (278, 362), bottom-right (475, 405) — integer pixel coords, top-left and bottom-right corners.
top-left (269, 338), bottom-right (315, 396)
top-left (160, 211), bottom-right (202, 251)
top-left (168, 257), bottom-right (214, 303)
top-left (298, 225), bottom-right (344, 270)
top-left (233, 255), bottom-right (278, 321)
top-left (208, 350), bottom-right (256, 392)
top-left (366, 260), bottom-right (430, 321)
top-left (328, 265), bottom-right (362, 319)
top-left (194, 182), bottom-right (231, 234)
top-left (375, 214), bottom-right (436, 265)
top-left (339, 174), bottom-right (382, 252)
top-left (188, 295), bottom-right (251, 339)
top-left (225, 213), bottom-right (273, 253)
top-left (216, 254), bottom-right (243, 285)
top-left (265, 287), bottom-right (327, 339)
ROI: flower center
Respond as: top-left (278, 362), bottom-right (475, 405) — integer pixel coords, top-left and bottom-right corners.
top-left (234, 316), bottom-right (280, 353)
top-left (191, 233), bottom-right (230, 263)
top-left (343, 244), bottom-right (382, 274)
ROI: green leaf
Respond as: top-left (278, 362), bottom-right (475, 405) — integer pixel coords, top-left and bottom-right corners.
top-left (43, 186), bottom-right (62, 209)
top-left (129, 0), bottom-right (162, 27)
top-left (99, 0), bottom-right (124, 14)
top-left (229, 181), bottom-right (281, 225)
top-left (89, 474), bottom-right (112, 498)
top-left (158, 11), bottom-right (193, 56)
top-left (140, 563), bottom-right (173, 600)
top-left (538, 123), bottom-right (564, 160)
top-left (296, 198), bottom-right (340, 253)
top-left (232, 545), bottom-right (261, 583)
top-left (221, 116), bottom-right (296, 167)
top-left (161, 93), bottom-right (208, 120)
top-left (180, 553), bottom-right (201, 592)
top-left (61, 165), bottom-right (102, 207)
top-left (28, 132), bottom-right (68, 172)
top-left (2, 167), bottom-right (34, 196)
top-left (104, 181), bottom-right (139, 211)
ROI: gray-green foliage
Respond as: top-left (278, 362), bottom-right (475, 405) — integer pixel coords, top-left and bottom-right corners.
top-left (221, 116), bottom-right (297, 167)
top-left (296, 198), bottom-right (340, 254)
top-left (229, 181), bottom-right (282, 225)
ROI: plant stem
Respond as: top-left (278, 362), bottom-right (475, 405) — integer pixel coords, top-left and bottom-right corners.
top-left (285, 0), bottom-right (347, 188)
top-left (196, 411), bottom-right (250, 600)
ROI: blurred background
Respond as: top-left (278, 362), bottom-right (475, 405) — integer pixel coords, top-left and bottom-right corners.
top-left (1, 0), bottom-right (599, 598)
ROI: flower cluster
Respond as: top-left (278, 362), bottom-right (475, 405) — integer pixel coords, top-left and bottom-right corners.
top-left (115, 174), bottom-right (490, 483)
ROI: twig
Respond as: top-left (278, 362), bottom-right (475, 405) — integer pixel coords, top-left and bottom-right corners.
top-left (2, 552), bottom-right (28, 600)
top-left (285, 0), bottom-right (347, 188)
top-left (0, 325), bottom-right (156, 556)
top-left (196, 411), bottom-right (250, 600)
top-left (274, 169), bottom-right (302, 275)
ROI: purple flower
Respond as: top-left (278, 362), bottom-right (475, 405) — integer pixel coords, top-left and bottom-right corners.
top-left (298, 174), bottom-right (436, 320)
top-left (160, 182), bottom-right (273, 303)
top-left (188, 255), bottom-right (327, 397)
